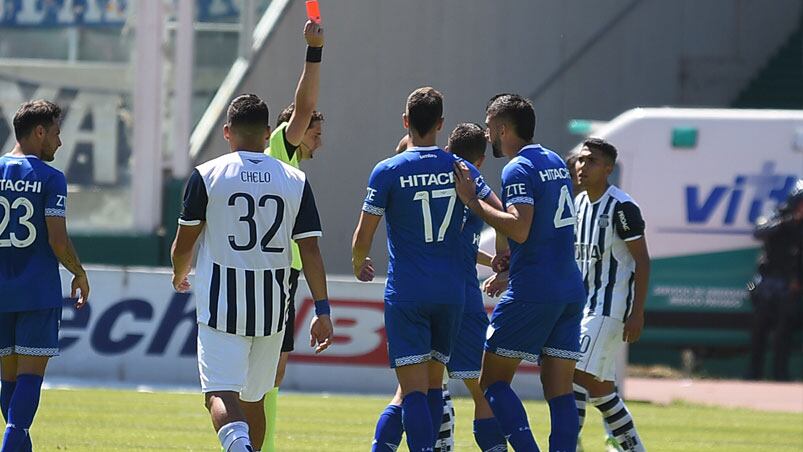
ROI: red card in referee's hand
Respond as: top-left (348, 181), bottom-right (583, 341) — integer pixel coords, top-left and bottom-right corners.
top-left (306, 0), bottom-right (321, 24)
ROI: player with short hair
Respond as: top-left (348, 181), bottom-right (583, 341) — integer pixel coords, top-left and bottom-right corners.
top-left (572, 138), bottom-right (650, 452)
top-left (454, 93), bottom-right (585, 451)
top-left (260, 22), bottom-right (325, 450)
top-left (369, 123), bottom-right (507, 452)
top-left (1, 99), bottom-right (89, 452)
top-left (353, 87), bottom-right (494, 452)
top-left (170, 71), bottom-right (333, 452)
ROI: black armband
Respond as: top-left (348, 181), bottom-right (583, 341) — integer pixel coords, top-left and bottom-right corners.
top-left (306, 46), bottom-right (322, 63)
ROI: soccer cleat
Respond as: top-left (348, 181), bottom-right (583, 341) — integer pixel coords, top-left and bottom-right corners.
top-left (605, 436), bottom-right (624, 452)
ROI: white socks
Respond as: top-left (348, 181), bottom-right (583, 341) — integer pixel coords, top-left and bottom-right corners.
top-left (218, 421), bottom-right (253, 452)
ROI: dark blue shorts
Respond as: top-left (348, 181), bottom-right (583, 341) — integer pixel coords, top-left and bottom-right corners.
top-left (447, 311), bottom-right (489, 379)
top-left (384, 301), bottom-right (463, 368)
top-left (0, 307), bottom-right (62, 357)
top-left (485, 300), bottom-right (583, 364)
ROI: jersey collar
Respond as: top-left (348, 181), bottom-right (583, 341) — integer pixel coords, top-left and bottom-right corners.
top-left (408, 146), bottom-right (440, 152)
top-left (517, 144), bottom-right (542, 155)
top-left (586, 185), bottom-right (614, 204)
top-left (3, 152), bottom-right (40, 160)
top-left (235, 148), bottom-right (267, 155)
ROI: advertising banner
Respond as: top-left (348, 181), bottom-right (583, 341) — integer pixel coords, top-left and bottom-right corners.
top-left (52, 267), bottom-right (545, 397)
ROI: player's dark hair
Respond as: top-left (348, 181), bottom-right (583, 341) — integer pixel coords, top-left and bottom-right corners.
top-left (276, 103), bottom-right (325, 128)
top-left (227, 94), bottom-right (269, 135)
top-left (565, 149), bottom-right (580, 167)
top-left (583, 137), bottom-right (618, 164)
top-left (13, 99), bottom-right (61, 141)
top-left (406, 87), bottom-right (443, 137)
top-left (485, 94), bottom-right (535, 141)
top-left (448, 123), bottom-right (486, 164)
top-left (485, 92), bottom-right (515, 111)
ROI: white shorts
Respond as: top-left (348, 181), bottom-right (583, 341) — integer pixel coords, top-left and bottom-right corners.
top-left (197, 323), bottom-right (284, 402)
top-left (576, 315), bottom-right (624, 382)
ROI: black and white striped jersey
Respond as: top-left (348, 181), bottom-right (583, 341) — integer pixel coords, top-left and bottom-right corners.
top-left (574, 186), bottom-right (645, 320)
top-left (179, 151), bottom-right (322, 337)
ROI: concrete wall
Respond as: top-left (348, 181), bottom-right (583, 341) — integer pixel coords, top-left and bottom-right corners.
top-left (196, 0), bottom-right (803, 275)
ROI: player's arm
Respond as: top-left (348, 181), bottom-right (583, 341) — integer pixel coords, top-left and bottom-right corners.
top-left (171, 169), bottom-right (208, 292)
top-left (297, 237), bottom-right (333, 354)
top-left (43, 172), bottom-right (89, 308)
top-left (284, 20), bottom-right (324, 147)
top-left (171, 224), bottom-right (204, 293)
top-left (352, 162), bottom-right (390, 281)
top-left (293, 179), bottom-right (333, 353)
top-left (455, 162), bottom-right (532, 250)
top-left (394, 134), bottom-right (409, 154)
top-left (492, 230), bottom-right (510, 272)
top-left (46, 217), bottom-right (89, 308)
top-left (482, 190), bottom-right (512, 271)
top-left (476, 249), bottom-right (493, 267)
top-left (454, 162), bottom-right (534, 243)
top-left (352, 212), bottom-right (380, 281)
top-left (483, 271), bottom-right (509, 298)
top-left (617, 202), bottom-right (650, 343)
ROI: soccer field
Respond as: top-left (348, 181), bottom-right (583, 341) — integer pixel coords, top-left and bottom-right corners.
top-left (29, 387), bottom-right (803, 451)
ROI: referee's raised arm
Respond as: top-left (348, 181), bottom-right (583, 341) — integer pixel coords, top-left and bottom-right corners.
top-left (284, 20), bottom-right (324, 147)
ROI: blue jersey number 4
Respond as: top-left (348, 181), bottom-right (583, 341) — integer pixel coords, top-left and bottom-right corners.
top-left (553, 185), bottom-right (576, 229)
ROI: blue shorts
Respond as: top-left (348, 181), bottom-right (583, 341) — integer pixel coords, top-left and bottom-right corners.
top-left (447, 311), bottom-right (489, 379)
top-left (384, 301), bottom-right (463, 368)
top-left (0, 307), bottom-right (62, 357)
top-left (485, 300), bottom-right (583, 364)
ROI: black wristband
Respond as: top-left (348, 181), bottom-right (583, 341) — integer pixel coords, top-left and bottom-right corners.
top-left (306, 46), bottom-right (322, 63)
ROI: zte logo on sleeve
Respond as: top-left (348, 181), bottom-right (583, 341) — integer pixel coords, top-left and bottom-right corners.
top-left (56, 195), bottom-right (66, 207)
top-left (365, 188), bottom-right (377, 202)
top-left (505, 183), bottom-right (526, 197)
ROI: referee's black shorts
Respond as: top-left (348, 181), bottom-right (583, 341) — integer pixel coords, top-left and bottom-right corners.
top-left (281, 268), bottom-right (302, 353)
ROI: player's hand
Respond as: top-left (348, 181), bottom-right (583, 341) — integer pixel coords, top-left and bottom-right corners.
top-left (304, 20), bottom-right (324, 48)
top-left (172, 273), bottom-right (191, 293)
top-left (395, 135), bottom-right (409, 154)
top-left (453, 161), bottom-right (477, 204)
top-left (491, 250), bottom-right (510, 273)
top-left (310, 314), bottom-right (333, 354)
top-left (354, 257), bottom-right (375, 282)
top-left (482, 272), bottom-right (508, 298)
top-left (623, 311), bottom-right (644, 343)
top-left (71, 273), bottom-right (90, 309)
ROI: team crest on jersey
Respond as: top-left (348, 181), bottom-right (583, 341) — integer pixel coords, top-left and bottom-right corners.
top-left (598, 214), bottom-right (609, 228)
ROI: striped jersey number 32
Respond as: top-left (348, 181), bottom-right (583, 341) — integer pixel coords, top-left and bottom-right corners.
top-left (227, 192), bottom-right (285, 252)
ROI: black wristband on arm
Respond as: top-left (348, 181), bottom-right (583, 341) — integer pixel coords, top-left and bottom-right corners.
top-left (306, 46), bottom-right (322, 63)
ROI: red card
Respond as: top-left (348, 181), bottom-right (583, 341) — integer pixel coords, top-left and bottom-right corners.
top-left (306, 0), bottom-right (321, 24)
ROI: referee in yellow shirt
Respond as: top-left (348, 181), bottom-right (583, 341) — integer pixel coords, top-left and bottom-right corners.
top-left (261, 34), bottom-right (325, 450)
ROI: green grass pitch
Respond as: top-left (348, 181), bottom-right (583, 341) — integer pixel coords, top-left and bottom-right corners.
top-left (27, 387), bottom-right (803, 451)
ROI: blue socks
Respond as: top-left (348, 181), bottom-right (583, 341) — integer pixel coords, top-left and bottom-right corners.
top-left (1, 374), bottom-right (43, 452)
top-left (402, 391), bottom-right (434, 452)
top-left (0, 381), bottom-right (15, 422)
top-left (547, 393), bottom-right (579, 452)
top-left (473, 417), bottom-right (507, 451)
top-left (371, 404), bottom-right (403, 452)
top-left (426, 388), bottom-right (443, 443)
top-left (484, 381), bottom-right (539, 452)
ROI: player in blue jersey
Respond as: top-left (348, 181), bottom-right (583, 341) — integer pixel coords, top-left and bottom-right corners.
top-left (368, 123), bottom-right (508, 452)
top-left (0, 100), bottom-right (89, 452)
top-left (352, 88), bottom-right (494, 452)
top-left (454, 94), bottom-right (585, 452)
